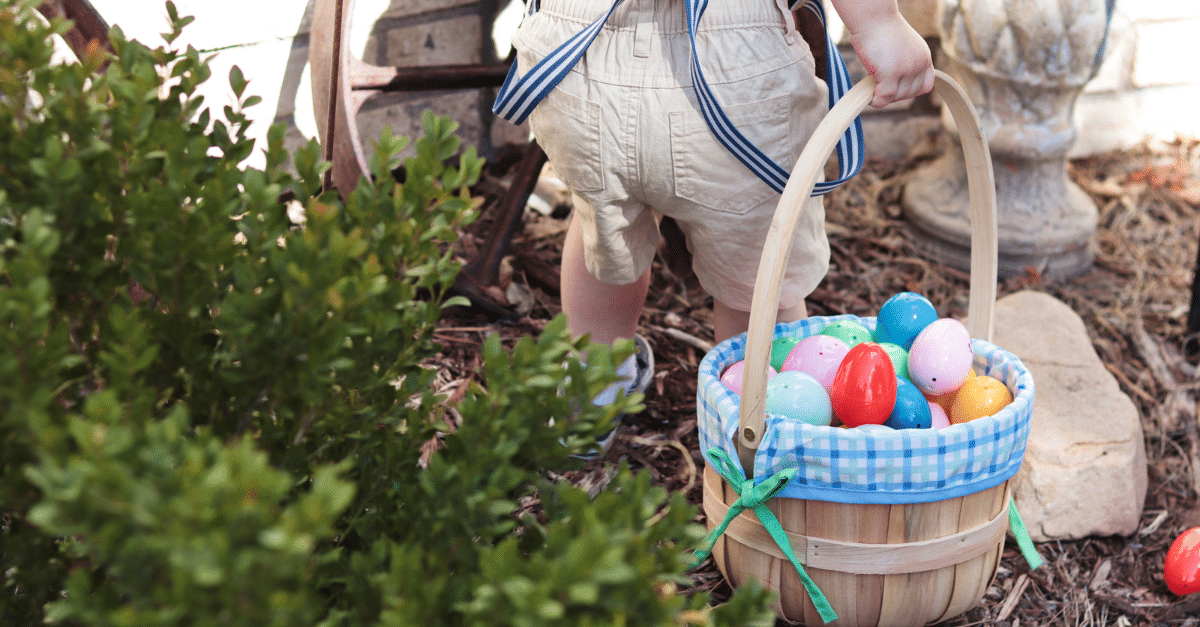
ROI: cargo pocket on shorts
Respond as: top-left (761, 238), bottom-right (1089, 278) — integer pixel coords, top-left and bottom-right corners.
top-left (529, 89), bottom-right (605, 194)
top-left (670, 94), bottom-right (793, 215)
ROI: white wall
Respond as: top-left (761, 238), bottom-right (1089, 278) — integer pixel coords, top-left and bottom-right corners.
top-left (1073, 0), bottom-right (1200, 155)
top-left (85, 0), bottom-right (392, 169)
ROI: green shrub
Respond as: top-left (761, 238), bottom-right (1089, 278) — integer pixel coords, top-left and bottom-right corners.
top-left (0, 1), bottom-right (774, 625)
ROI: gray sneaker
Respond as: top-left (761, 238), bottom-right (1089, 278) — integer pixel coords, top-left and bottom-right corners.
top-left (578, 334), bottom-right (655, 459)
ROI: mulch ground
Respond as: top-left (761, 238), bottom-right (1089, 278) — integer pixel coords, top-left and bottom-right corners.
top-left (435, 137), bottom-right (1200, 626)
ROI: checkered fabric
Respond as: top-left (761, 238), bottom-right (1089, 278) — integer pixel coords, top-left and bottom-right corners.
top-left (697, 315), bottom-right (1035, 504)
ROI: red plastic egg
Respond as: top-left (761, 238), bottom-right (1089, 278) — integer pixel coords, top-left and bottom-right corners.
top-left (829, 342), bottom-right (897, 427)
top-left (1166, 527), bottom-right (1200, 596)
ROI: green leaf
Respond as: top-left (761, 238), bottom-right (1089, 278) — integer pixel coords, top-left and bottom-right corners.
top-left (229, 65), bottom-right (247, 99)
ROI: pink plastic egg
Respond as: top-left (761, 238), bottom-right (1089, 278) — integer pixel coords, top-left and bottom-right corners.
top-left (829, 342), bottom-right (897, 428)
top-left (907, 318), bottom-right (974, 396)
top-left (928, 401), bottom-right (951, 429)
top-left (780, 335), bottom-right (850, 390)
top-left (721, 360), bottom-right (777, 395)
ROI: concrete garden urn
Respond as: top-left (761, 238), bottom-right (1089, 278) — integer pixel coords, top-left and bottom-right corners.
top-left (904, 0), bottom-right (1113, 278)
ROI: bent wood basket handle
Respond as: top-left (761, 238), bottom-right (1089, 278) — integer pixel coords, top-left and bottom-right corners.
top-left (735, 71), bottom-right (999, 476)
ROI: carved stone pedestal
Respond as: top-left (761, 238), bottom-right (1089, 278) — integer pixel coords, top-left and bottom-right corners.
top-left (905, 146), bottom-right (1099, 277)
top-left (904, 0), bottom-right (1112, 278)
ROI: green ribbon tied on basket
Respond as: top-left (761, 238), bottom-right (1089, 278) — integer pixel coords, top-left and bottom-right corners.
top-left (692, 448), bottom-right (838, 624)
top-left (1008, 498), bottom-right (1045, 570)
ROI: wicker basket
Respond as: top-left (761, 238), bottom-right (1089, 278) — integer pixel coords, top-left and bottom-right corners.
top-left (695, 71), bottom-right (1035, 627)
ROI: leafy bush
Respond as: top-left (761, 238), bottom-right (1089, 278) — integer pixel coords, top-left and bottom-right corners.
top-left (0, 2), bottom-right (774, 625)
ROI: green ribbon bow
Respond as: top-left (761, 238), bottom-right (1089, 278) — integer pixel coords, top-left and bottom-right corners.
top-left (1008, 499), bottom-right (1045, 570)
top-left (693, 448), bottom-right (838, 624)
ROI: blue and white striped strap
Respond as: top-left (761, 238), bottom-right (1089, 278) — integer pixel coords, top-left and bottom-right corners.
top-left (493, 0), bottom-right (626, 125)
top-left (493, 0), bottom-right (865, 197)
top-left (792, 0), bottom-right (866, 194)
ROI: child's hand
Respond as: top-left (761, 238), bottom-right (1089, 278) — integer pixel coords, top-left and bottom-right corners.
top-left (831, 1), bottom-right (934, 108)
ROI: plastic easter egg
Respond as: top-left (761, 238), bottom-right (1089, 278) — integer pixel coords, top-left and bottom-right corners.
top-left (765, 371), bottom-right (833, 426)
top-left (950, 375), bottom-right (1013, 423)
top-left (770, 336), bottom-right (802, 372)
top-left (874, 292), bottom-right (938, 350)
top-left (926, 368), bottom-right (976, 414)
top-left (928, 401), bottom-right (951, 429)
top-left (1166, 527), bottom-right (1200, 596)
top-left (780, 335), bottom-right (850, 390)
top-left (721, 360), bottom-right (776, 395)
top-left (820, 320), bottom-right (871, 349)
top-left (885, 377), bottom-right (932, 429)
top-left (829, 342), bottom-right (897, 427)
top-left (878, 342), bottom-right (910, 380)
top-left (908, 318), bottom-right (974, 396)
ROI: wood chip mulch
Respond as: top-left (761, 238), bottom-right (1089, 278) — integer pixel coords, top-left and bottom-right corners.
top-left (434, 137), bottom-right (1200, 627)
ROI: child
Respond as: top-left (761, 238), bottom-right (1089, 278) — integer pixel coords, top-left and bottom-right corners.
top-left (497, 0), bottom-right (933, 447)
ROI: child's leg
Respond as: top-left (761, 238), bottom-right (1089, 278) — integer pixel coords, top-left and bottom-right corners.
top-left (713, 298), bottom-right (808, 345)
top-left (560, 213), bottom-right (651, 346)
top-left (561, 212), bottom-right (654, 451)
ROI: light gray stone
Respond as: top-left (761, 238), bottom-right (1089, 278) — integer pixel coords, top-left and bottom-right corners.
top-left (993, 291), bottom-right (1148, 541)
top-left (861, 112), bottom-right (941, 161)
top-left (904, 0), bottom-right (1110, 279)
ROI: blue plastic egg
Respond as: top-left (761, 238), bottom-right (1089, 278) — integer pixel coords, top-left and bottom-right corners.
top-left (884, 377), bottom-right (933, 429)
top-left (875, 292), bottom-right (938, 350)
top-left (765, 371), bottom-right (833, 426)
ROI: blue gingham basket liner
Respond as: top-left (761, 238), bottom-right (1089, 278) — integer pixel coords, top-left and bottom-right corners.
top-left (697, 314), bottom-right (1035, 504)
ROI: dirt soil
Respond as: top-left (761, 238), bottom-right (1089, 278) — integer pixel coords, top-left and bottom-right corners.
top-left (436, 137), bottom-right (1200, 626)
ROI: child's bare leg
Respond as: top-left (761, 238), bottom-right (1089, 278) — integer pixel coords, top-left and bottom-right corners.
top-left (560, 213), bottom-right (651, 346)
top-left (713, 299), bottom-right (807, 345)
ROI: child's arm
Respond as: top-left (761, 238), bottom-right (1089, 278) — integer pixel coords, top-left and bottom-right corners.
top-left (828, 0), bottom-right (934, 108)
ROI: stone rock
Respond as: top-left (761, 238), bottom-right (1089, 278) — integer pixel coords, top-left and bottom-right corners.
top-left (993, 291), bottom-right (1147, 541)
top-left (861, 112), bottom-right (941, 161)
top-left (904, 0), bottom-right (1110, 280)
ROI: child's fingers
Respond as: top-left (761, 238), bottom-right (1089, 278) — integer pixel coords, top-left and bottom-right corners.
top-left (872, 69), bottom-right (934, 108)
top-left (870, 76), bottom-right (898, 108)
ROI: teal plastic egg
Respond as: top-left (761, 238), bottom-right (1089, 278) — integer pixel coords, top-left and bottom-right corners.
top-left (765, 371), bottom-right (833, 426)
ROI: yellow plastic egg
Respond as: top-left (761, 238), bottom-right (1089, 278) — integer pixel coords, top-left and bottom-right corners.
top-left (926, 368), bottom-right (976, 414)
top-left (949, 375), bottom-right (1012, 423)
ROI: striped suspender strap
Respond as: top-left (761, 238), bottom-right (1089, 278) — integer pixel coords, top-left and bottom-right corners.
top-left (793, 0), bottom-right (866, 195)
top-left (492, 0), bottom-right (865, 197)
top-left (492, 0), bottom-right (626, 125)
